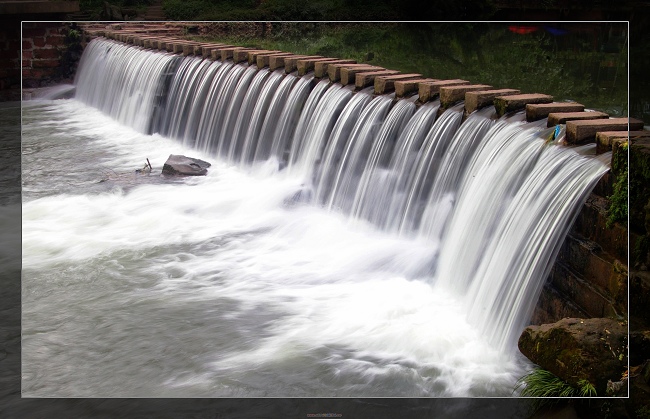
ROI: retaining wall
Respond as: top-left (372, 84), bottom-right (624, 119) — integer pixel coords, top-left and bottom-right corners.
top-left (22, 22), bottom-right (74, 88)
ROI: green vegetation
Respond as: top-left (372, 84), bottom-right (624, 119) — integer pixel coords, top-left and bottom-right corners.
top-left (79, 0), bottom-right (152, 19)
top-left (514, 368), bottom-right (596, 412)
top-left (515, 367), bottom-right (597, 398)
top-left (607, 165), bottom-right (628, 228)
top-left (160, 0), bottom-right (495, 21)
top-left (78, 0), bottom-right (105, 19)
top-left (188, 22), bottom-right (627, 116)
top-left (163, 0), bottom-right (343, 21)
top-left (59, 24), bottom-right (84, 81)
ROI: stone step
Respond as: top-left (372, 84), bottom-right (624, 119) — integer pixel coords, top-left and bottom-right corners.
top-left (314, 59), bottom-right (356, 78)
top-left (547, 110), bottom-right (609, 127)
top-left (526, 102), bottom-right (585, 121)
top-left (202, 45), bottom-right (230, 59)
top-left (417, 79), bottom-right (469, 103)
top-left (284, 55), bottom-right (321, 73)
top-left (494, 93), bottom-right (554, 117)
top-left (182, 42), bottom-right (203, 56)
top-left (439, 84), bottom-right (492, 108)
top-left (297, 57), bottom-right (340, 76)
top-left (393, 78), bottom-right (438, 97)
top-left (354, 70), bottom-right (400, 89)
top-left (257, 52), bottom-right (294, 68)
top-left (270, 54), bottom-right (310, 70)
top-left (218, 46), bottom-right (243, 61)
top-left (247, 50), bottom-right (282, 66)
top-left (596, 130), bottom-right (650, 154)
top-left (232, 48), bottom-right (258, 63)
top-left (193, 44), bottom-right (220, 56)
top-left (339, 65), bottom-right (385, 85)
top-left (328, 63), bottom-right (381, 82)
top-left (566, 117), bottom-right (645, 144)
top-left (374, 73), bottom-right (422, 94)
top-left (464, 88), bottom-right (520, 114)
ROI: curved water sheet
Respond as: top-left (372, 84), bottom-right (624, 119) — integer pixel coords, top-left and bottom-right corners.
top-left (23, 38), bottom-right (610, 398)
top-left (22, 99), bottom-right (529, 398)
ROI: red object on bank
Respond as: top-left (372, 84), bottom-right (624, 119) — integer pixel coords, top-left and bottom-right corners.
top-left (508, 26), bottom-right (539, 35)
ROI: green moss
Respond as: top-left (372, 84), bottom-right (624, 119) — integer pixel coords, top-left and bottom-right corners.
top-left (611, 140), bottom-right (628, 175)
top-left (607, 165), bottom-right (628, 228)
top-left (493, 99), bottom-right (507, 116)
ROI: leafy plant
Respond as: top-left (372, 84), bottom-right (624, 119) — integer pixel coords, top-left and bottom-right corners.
top-left (514, 368), bottom-right (597, 412)
top-left (576, 379), bottom-right (597, 397)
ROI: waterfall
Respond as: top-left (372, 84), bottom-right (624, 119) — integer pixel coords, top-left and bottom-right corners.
top-left (73, 38), bottom-right (608, 356)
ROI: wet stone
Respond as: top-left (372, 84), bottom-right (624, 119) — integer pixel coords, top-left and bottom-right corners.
top-left (162, 155), bottom-right (211, 176)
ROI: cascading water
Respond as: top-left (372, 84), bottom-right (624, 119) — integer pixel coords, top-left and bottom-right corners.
top-left (21, 38), bottom-right (609, 397)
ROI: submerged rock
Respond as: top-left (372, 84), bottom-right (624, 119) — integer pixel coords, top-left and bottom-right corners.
top-left (162, 155), bottom-right (211, 176)
top-left (283, 185), bottom-right (312, 207)
top-left (518, 317), bottom-right (627, 395)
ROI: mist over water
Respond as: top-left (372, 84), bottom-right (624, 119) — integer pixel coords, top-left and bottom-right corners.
top-left (21, 38), bottom-right (608, 397)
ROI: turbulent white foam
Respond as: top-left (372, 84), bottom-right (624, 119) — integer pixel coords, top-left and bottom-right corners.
top-left (23, 39), bottom-right (609, 397)
top-left (23, 100), bottom-right (529, 397)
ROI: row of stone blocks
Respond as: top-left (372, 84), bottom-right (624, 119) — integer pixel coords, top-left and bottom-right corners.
top-left (83, 26), bottom-right (646, 147)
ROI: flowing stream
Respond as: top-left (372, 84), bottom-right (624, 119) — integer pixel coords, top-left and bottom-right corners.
top-left (22, 38), bottom-right (609, 397)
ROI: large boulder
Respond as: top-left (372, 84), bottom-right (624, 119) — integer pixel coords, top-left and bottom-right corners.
top-left (518, 317), bottom-right (627, 395)
top-left (162, 154), bottom-right (211, 176)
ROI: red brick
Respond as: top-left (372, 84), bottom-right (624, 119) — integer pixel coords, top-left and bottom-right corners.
top-left (22, 28), bottom-right (47, 38)
top-left (32, 37), bottom-right (46, 48)
top-left (34, 48), bottom-right (61, 60)
top-left (32, 59), bottom-right (60, 68)
top-left (23, 68), bottom-right (48, 79)
top-left (22, 50), bottom-right (32, 60)
top-left (46, 26), bottom-right (63, 35)
top-left (22, 40), bottom-right (33, 50)
top-left (46, 35), bottom-right (65, 46)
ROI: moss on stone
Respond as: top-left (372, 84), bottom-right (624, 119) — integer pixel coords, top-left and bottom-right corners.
top-left (628, 139), bottom-right (650, 267)
top-left (607, 141), bottom-right (628, 228)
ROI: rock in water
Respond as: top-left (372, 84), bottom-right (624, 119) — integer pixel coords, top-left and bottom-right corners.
top-left (162, 155), bottom-right (211, 176)
top-left (518, 317), bottom-right (627, 395)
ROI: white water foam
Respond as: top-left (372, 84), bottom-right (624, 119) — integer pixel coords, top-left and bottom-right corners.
top-left (22, 100), bottom-right (528, 397)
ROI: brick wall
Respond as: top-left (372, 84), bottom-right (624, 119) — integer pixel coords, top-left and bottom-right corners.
top-left (22, 22), bottom-right (75, 88)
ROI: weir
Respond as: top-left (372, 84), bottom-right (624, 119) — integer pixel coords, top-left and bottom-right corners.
top-left (22, 24), bottom-right (648, 397)
top-left (73, 35), bottom-right (613, 354)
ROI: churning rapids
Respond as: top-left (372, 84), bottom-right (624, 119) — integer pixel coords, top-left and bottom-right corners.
top-left (22, 38), bottom-right (610, 397)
